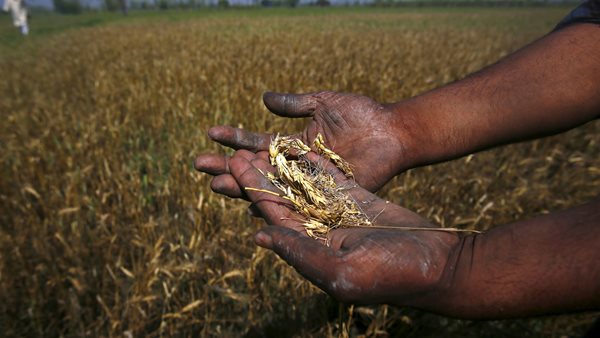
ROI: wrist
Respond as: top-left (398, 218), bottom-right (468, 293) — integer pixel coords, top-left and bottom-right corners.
top-left (403, 233), bottom-right (477, 317)
top-left (387, 99), bottom-right (439, 171)
top-left (387, 232), bottom-right (466, 314)
top-left (389, 87), bottom-right (482, 170)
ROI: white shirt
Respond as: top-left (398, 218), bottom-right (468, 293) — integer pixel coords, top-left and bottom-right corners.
top-left (3, 0), bottom-right (28, 27)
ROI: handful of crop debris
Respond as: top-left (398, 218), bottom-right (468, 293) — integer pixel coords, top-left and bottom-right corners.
top-left (245, 133), bottom-right (481, 243)
top-left (246, 133), bottom-right (370, 242)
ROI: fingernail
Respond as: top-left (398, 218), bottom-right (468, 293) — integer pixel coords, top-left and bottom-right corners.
top-left (207, 127), bottom-right (219, 139)
top-left (254, 230), bottom-right (273, 249)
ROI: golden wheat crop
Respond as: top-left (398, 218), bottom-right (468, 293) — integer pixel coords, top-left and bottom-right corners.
top-left (1, 8), bottom-right (598, 337)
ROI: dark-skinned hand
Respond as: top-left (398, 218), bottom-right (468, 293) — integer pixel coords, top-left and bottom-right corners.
top-left (194, 91), bottom-right (417, 198)
top-left (226, 149), bottom-right (458, 306)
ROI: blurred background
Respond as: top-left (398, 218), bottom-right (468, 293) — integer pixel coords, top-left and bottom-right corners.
top-left (0, 0), bottom-right (582, 12)
top-left (1, 1), bottom-right (599, 337)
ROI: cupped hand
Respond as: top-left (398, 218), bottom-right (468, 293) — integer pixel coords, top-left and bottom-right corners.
top-left (195, 91), bottom-right (416, 197)
top-left (226, 149), bottom-right (458, 306)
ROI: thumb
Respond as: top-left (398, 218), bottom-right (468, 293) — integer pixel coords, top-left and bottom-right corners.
top-left (255, 226), bottom-right (336, 288)
top-left (263, 92), bottom-right (317, 118)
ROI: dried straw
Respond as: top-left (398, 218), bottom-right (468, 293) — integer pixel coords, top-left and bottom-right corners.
top-left (246, 134), bottom-right (370, 241)
top-left (246, 134), bottom-right (481, 243)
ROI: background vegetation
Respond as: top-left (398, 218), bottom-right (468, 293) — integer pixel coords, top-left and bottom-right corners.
top-left (1, 7), bottom-right (599, 337)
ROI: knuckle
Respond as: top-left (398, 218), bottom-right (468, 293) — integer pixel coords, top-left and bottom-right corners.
top-left (233, 149), bottom-right (251, 157)
top-left (239, 165), bottom-right (257, 182)
top-left (249, 158), bottom-right (263, 166)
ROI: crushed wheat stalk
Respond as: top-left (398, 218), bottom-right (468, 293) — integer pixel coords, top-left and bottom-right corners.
top-left (245, 134), bottom-right (481, 242)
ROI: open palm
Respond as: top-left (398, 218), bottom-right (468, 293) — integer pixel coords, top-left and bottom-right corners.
top-left (195, 91), bottom-right (413, 196)
top-left (226, 149), bottom-right (458, 306)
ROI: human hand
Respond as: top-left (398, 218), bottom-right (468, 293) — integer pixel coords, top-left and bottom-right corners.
top-left (226, 149), bottom-right (458, 306)
top-left (195, 91), bottom-right (418, 196)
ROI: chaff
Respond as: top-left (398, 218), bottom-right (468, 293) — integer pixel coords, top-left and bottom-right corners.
top-left (247, 134), bottom-right (481, 243)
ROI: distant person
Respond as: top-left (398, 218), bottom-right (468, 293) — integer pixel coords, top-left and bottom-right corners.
top-left (196, 0), bottom-right (599, 333)
top-left (3, 0), bottom-right (28, 35)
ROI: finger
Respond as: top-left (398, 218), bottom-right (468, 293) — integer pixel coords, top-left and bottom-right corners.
top-left (208, 126), bottom-right (271, 152)
top-left (229, 153), bottom-right (306, 232)
top-left (255, 226), bottom-right (337, 290)
top-left (263, 92), bottom-right (317, 118)
top-left (207, 150), bottom-right (267, 199)
top-left (248, 155), bottom-right (276, 176)
top-left (235, 149), bottom-right (261, 161)
top-left (194, 154), bottom-right (230, 175)
top-left (210, 175), bottom-right (244, 199)
top-left (256, 150), bottom-right (270, 162)
top-left (206, 150), bottom-right (273, 199)
top-left (194, 150), bottom-right (258, 176)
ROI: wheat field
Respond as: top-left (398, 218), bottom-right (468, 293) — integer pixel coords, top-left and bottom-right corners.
top-left (1, 7), bottom-right (599, 337)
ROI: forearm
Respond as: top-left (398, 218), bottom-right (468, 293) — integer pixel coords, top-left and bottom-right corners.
top-left (394, 23), bottom-right (600, 169)
top-left (422, 197), bottom-right (600, 319)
